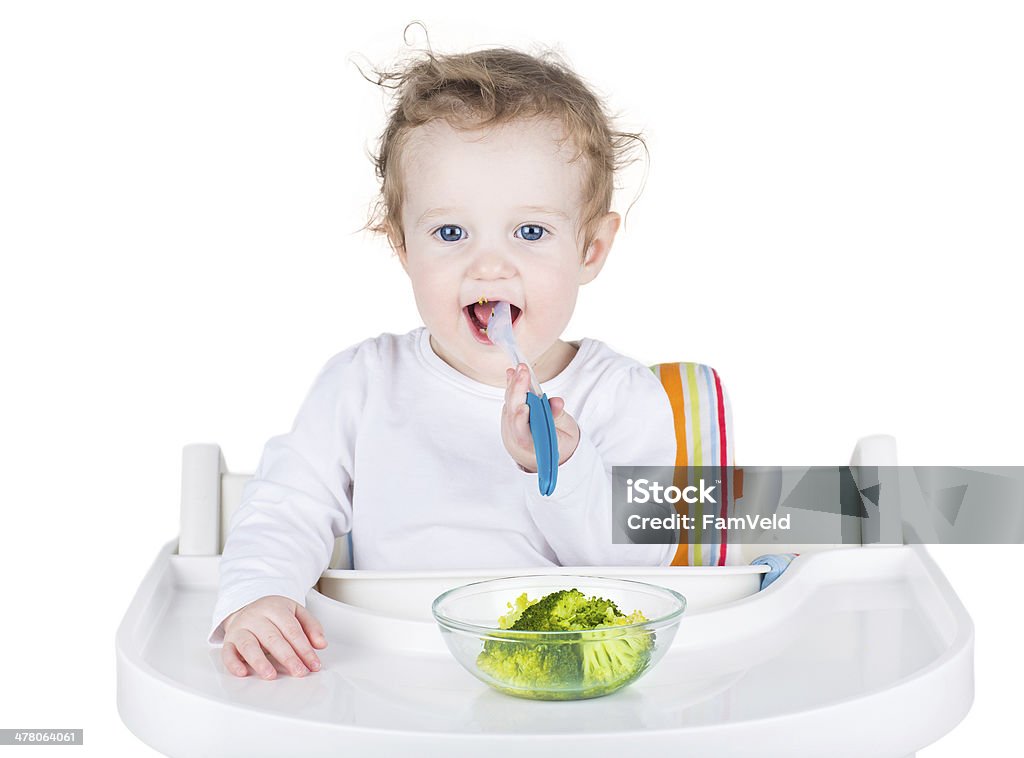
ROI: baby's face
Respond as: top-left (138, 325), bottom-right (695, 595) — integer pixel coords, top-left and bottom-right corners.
top-left (396, 117), bottom-right (616, 387)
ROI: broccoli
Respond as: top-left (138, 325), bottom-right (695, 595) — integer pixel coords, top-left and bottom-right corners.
top-left (511, 588), bottom-right (621, 632)
top-left (496, 592), bottom-right (537, 629)
top-left (578, 610), bottom-right (653, 696)
top-left (475, 589), bottom-right (654, 700)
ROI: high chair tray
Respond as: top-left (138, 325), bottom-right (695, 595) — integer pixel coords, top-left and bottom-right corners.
top-left (117, 543), bottom-right (973, 758)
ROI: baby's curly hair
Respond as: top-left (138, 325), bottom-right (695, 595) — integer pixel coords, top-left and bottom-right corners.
top-left (356, 23), bottom-right (648, 258)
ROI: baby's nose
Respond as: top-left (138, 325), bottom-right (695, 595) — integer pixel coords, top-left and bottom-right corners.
top-left (467, 246), bottom-right (517, 278)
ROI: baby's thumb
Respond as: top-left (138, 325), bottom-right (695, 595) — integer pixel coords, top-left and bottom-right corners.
top-left (548, 396), bottom-right (565, 418)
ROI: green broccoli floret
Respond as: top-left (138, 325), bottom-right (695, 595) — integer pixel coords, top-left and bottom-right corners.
top-left (475, 589), bottom-right (654, 700)
top-left (497, 592), bottom-right (538, 629)
top-left (511, 588), bottom-right (621, 632)
top-left (476, 635), bottom-right (581, 696)
top-left (578, 610), bottom-right (654, 697)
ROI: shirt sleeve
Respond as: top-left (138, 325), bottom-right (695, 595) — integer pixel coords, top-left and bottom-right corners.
top-left (207, 350), bottom-right (362, 645)
top-left (521, 364), bottom-right (677, 567)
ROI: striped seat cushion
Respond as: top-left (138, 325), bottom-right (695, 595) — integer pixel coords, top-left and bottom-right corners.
top-left (650, 362), bottom-right (742, 566)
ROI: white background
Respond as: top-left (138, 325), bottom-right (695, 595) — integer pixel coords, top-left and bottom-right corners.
top-left (1, 1), bottom-right (1021, 754)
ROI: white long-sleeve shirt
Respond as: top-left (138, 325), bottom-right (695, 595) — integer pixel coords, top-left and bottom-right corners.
top-left (208, 327), bottom-right (678, 643)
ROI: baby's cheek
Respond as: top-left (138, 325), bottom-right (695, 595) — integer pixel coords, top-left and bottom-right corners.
top-left (544, 297), bottom-right (577, 340)
top-left (534, 281), bottom-right (562, 304)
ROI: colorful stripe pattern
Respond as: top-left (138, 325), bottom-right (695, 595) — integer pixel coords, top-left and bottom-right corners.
top-left (650, 362), bottom-right (738, 566)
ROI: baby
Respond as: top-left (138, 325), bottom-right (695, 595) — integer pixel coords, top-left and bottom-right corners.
top-left (209, 45), bottom-right (683, 679)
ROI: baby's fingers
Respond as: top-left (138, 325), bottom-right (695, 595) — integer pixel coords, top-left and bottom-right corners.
top-left (506, 400), bottom-right (534, 447)
top-left (296, 604), bottom-right (328, 651)
top-left (231, 628), bottom-right (277, 680)
top-left (222, 641), bottom-right (250, 677)
top-left (274, 607), bottom-right (322, 672)
top-left (250, 618), bottom-right (310, 678)
top-left (504, 363), bottom-right (531, 405)
top-left (506, 364), bottom-right (533, 420)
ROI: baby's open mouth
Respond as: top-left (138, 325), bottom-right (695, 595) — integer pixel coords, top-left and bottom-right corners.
top-left (464, 300), bottom-right (522, 334)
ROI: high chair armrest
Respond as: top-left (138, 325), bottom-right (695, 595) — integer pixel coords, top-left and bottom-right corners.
top-left (179, 443), bottom-right (225, 556)
top-left (178, 442), bottom-right (354, 565)
top-left (850, 434), bottom-right (898, 466)
top-left (850, 434), bottom-right (903, 546)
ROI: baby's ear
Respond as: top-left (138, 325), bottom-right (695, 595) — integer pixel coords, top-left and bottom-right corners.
top-left (579, 211), bottom-right (621, 284)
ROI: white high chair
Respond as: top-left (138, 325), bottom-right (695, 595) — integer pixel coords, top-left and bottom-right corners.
top-left (116, 361), bottom-right (974, 757)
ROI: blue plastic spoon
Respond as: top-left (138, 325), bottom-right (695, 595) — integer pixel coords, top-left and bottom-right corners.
top-left (486, 301), bottom-right (559, 496)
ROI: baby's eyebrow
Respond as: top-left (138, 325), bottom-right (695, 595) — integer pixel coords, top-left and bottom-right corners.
top-left (518, 205), bottom-right (571, 221)
top-left (416, 205), bottom-right (570, 226)
top-left (416, 208), bottom-right (456, 227)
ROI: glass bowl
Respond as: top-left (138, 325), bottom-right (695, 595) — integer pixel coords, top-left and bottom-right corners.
top-left (432, 575), bottom-right (686, 700)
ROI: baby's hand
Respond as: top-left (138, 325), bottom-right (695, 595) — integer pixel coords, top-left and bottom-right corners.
top-left (220, 595), bottom-right (327, 679)
top-left (501, 363), bottom-right (581, 473)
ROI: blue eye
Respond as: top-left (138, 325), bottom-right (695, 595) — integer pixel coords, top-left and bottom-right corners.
top-left (434, 225), bottom-right (464, 242)
top-left (517, 224), bottom-right (546, 241)
top-left (430, 223), bottom-right (549, 243)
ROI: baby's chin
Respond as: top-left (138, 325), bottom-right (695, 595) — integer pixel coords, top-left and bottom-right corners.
top-left (470, 344), bottom-right (522, 378)
top-left (428, 332), bottom-right (507, 381)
